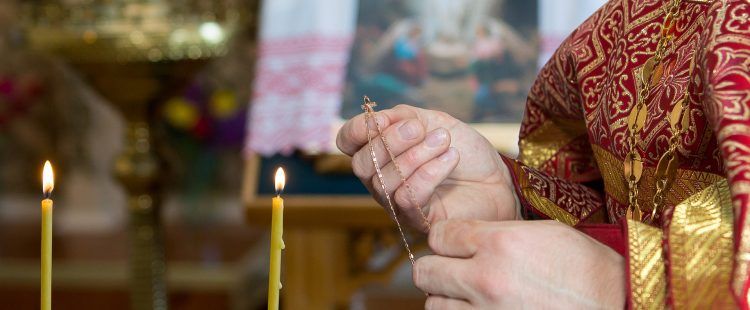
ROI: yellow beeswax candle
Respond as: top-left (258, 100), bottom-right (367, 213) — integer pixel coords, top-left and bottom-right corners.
top-left (268, 167), bottom-right (285, 310)
top-left (41, 161), bottom-right (54, 310)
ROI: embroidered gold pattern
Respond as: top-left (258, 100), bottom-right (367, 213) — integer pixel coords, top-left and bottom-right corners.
top-left (512, 0), bottom-right (750, 304)
top-left (593, 144), bottom-right (724, 215)
top-left (519, 119), bottom-right (587, 169)
top-left (627, 219), bottom-right (667, 309)
top-left (522, 187), bottom-right (580, 226)
top-left (669, 179), bottom-right (734, 308)
top-left (506, 159), bottom-right (582, 226)
top-left (694, 0), bottom-right (750, 302)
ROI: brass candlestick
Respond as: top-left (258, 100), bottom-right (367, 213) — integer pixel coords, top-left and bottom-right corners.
top-left (21, 1), bottom-right (246, 309)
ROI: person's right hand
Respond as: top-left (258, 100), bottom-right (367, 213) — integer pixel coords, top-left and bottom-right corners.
top-left (336, 104), bottom-right (520, 232)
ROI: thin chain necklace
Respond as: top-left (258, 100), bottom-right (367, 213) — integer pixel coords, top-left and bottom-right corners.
top-left (362, 96), bottom-right (431, 266)
top-left (624, 0), bottom-right (708, 224)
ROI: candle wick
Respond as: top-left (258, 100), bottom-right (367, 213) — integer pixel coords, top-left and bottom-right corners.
top-left (43, 191), bottom-right (52, 200)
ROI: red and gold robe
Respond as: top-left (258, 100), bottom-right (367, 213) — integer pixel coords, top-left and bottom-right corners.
top-left (500, 0), bottom-right (750, 308)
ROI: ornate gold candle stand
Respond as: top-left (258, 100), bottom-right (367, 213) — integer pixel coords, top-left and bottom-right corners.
top-left (22, 1), bottom-right (245, 309)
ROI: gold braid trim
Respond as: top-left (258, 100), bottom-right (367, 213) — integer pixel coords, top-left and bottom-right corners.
top-left (506, 159), bottom-right (580, 226)
top-left (734, 180), bottom-right (750, 306)
top-left (669, 178), bottom-right (734, 308)
top-left (519, 118), bottom-right (587, 169)
top-left (521, 187), bottom-right (579, 226)
top-left (627, 179), bottom-right (734, 309)
top-left (592, 144), bottom-right (724, 207)
top-left (627, 219), bottom-right (667, 309)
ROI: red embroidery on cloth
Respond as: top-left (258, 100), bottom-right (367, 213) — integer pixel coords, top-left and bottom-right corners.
top-left (246, 35), bottom-right (354, 155)
top-left (258, 37), bottom-right (354, 56)
top-left (509, 0), bottom-right (750, 306)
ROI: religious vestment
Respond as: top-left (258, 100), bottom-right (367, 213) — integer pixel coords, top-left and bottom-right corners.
top-left (499, 0), bottom-right (750, 307)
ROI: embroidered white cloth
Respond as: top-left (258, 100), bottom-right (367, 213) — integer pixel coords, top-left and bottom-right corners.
top-left (246, 0), bottom-right (357, 156)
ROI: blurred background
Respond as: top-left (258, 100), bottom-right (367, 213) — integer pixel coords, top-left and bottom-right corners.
top-left (0, 0), bottom-right (603, 309)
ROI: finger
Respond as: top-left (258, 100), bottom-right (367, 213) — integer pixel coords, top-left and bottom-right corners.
top-left (336, 105), bottom-right (420, 156)
top-left (428, 220), bottom-right (479, 258)
top-left (371, 128), bottom-right (451, 200)
top-left (425, 295), bottom-right (472, 310)
top-left (351, 119), bottom-right (425, 181)
top-left (413, 255), bottom-right (474, 299)
top-left (394, 147), bottom-right (459, 226)
top-left (337, 112), bottom-right (388, 156)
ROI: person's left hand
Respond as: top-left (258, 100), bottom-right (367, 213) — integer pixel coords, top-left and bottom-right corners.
top-left (413, 220), bottom-right (625, 309)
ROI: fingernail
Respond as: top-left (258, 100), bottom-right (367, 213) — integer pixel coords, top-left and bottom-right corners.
top-left (425, 129), bottom-right (448, 148)
top-left (438, 147), bottom-right (457, 162)
top-left (399, 120), bottom-right (420, 140)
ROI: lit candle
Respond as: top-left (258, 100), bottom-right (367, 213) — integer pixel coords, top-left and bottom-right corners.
top-left (268, 167), bottom-right (285, 310)
top-left (41, 161), bottom-right (54, 310)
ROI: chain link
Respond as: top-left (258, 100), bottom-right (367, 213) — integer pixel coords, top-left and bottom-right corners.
top-left (626, 0), bottom-right (709, 225)
top-left (362, 96), bottom-right (433, 267)
top-left (625, 0), bottom-right (685, 224)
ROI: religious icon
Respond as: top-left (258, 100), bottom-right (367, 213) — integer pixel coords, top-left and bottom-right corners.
top-left (342, 0), bottom-right (538, 124)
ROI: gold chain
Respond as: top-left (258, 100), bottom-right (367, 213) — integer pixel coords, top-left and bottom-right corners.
top-left (624, 0), bottom-right (706, 224)
top-left (362, 96), bottom-right (431, 266)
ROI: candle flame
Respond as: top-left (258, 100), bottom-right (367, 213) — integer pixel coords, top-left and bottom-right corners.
top-left (274, 167), bottom-right (285, 194)
top-left (42, 161), bottom-right (54, 196)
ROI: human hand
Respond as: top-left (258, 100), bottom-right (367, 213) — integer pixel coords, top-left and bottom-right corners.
top-left (414, 220), bottom-right (626, 309)
top-left (337, 104), bottom-right (520, 231)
